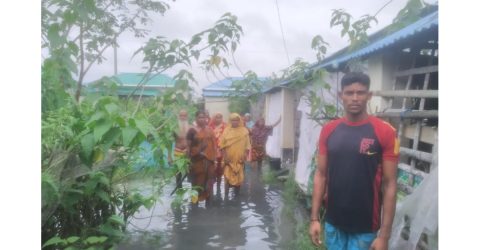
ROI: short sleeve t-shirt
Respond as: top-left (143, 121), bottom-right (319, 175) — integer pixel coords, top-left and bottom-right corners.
top-left (318, 115), bottom-right (399, 233)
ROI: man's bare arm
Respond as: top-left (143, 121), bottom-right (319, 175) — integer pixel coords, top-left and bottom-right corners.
top-left (311, 155), bottom-right (327, 219)
top-left (370, 160), bottom-right (398, 250)
top-left (309, 154), bottom-right (327, 246)
top-left (379, 160), bottom-right (398, 239)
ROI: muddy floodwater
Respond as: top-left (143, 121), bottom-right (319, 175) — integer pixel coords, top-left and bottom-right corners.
top-left (118, 164), bottom-right (307, 249)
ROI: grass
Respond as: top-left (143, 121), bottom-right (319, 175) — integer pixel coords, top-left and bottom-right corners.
top-left (280, 173), bottom-right (327, 250)
top-left (288, 222), bottom-right (326, 250)
top-left (261, 166), bottom-right (278, 185)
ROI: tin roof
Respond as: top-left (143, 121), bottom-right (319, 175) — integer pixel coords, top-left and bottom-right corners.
top-left (312, 10), bottom-right (438, 70)
top-left (264, 9), bottom-right (438, 93)
top-left (202, 77), bottom-right (269, 97)
top-left (86, 73), bottom-right (175, 96)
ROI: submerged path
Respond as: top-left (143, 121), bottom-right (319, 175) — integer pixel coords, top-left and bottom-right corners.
top-left (118, 164), bottom-right (301, 249)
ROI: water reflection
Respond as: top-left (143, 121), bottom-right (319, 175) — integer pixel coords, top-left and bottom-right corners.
top-left (119, 164), bottom-right (295, 250)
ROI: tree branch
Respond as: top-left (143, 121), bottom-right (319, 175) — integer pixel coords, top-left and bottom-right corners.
top-left (231, 52), bottom-right (245, 76)
top-left (75, 21), bottom-right (85, 102)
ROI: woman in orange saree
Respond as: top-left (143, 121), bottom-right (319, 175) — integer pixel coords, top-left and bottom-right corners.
top-left (186, 110), bottom-right (216, 203)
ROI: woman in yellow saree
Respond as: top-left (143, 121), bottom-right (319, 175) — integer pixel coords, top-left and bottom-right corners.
top-left (219, 113), bottom-right (251, 195)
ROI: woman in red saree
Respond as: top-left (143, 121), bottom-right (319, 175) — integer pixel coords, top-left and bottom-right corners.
top-left (208, 112), bottom-right (227, 184)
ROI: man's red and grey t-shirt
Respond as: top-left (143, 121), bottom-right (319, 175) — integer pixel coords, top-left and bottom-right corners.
top-left (318, 115), bottom-right (399, 233)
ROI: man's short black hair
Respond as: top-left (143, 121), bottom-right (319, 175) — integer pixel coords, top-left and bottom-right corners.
top-left (341, 72), bottom-right (370, 90)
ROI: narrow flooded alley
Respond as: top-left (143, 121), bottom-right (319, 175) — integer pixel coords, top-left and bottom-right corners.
top-left (118, 164), bottom-right (306, 250)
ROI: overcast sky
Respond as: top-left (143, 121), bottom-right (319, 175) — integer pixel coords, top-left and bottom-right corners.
top-left (80, 0), bottom-right (434, 96)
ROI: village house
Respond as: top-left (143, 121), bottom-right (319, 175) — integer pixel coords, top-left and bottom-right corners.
top-left (263, 8), bottom-right (438, 249)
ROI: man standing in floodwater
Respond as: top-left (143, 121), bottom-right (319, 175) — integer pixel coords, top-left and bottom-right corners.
top-left (169, 109), bottom-right (192, 189)
top-left (309, 72), bottom-right (399, 250)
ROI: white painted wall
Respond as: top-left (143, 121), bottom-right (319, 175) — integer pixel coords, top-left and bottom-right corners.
top-left (204, 97), bottom-right (230, 121)
top-left (265, 91), bottom-right (282, 158)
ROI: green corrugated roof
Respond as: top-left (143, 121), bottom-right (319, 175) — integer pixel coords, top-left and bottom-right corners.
top-left (111, 73), bottom-right (175, 87)
top-left (86, 73), bottom-right (175, 96)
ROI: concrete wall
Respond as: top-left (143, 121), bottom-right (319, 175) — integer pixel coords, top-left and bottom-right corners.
top-left (281, 88), bottom-right (295, 149)
top-left (368, 53), bottom-right (396, 114)
top-left (204, 97), bottom-right (230, 121)
top-left (264, 87), bottom-right (298, 161)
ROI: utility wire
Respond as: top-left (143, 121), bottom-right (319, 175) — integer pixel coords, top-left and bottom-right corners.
top-left (374, 0), bottom-right (396, 17)
top-left (274, 0), bottom-right (291, 65)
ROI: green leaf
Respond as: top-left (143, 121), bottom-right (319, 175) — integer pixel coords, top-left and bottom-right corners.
top-left (81, 133), bottom-right (95, 160)
top-left (99, 224), bottom-right (124, 238)
top-left (108, 215), bottom-right (125, 226)
top-left (97, 174), bottom-right (109, 186)
top-left (94, 119), bottom-right (112, 143)
top-left (84, 0), bottom-right (96, 12)
top-left (135, 119), bottom-right (154, 137)
top-left (122, 127), bottom-right (138, 147)
top-left (97, 190), bottom-right (110, 203)
top-left (67, 42), bottom-right (79, 56)
top-left (102, 127), bottom-right (121, 149)
top-left (47, 23), bottom-right (62, 48)
top-left (84, 236), bottom-right (108, 244)
top-left (42, 173), bottom-right (59, 206)
top-left (325, 104), bottom-right (337, 116)
top-left (64, 246), bottom-right (79, 250)
top-left (84, 178), bottom-right (99, 194)
top-left (320, 46), bottom-right (327, 54)
top-left (66, 236), bottom-right (80, 244)
top-left (65, 188), bottom-right (84, 195)
top-left (42, 236), bottom-right (65, 248)
top-left (208, 31), bottom-right (217, 44)
top-left (105, 103), bottom-right (118, 115)
top-left (190, 35), bottom-right (201, 46)
top-left (115, 116), bottom-right (126, 127)
top-left (86, 111), bottom-right (105, 126)
top-left (128, 118), bottom-right (136, 127)
top-left (191, 50), bottom-right (200, 60)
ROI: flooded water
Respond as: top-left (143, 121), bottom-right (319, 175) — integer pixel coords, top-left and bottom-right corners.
top-left (118, 164), bottom-right (305, 249)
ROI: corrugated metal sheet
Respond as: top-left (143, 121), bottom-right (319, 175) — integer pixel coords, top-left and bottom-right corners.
top-left (202, 77), bottom-right (268, 97)
top-left (202, 77), bottom-right (242, 98)
top-left (262, 10), bottom-right (438, 94)
top-left (86, 72), bottom-right (174, 96)
top-left (313, 10), bottom-right (438, 70)
top-left (203, 77), bottom-right (244, 91)
top-left (112, 72), bottom-right (174, 86)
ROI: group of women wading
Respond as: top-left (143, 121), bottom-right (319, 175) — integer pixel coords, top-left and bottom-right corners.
top-left (172, 109), bottom-right (280, 203)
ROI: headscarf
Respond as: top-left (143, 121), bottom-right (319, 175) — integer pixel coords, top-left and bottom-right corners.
top-left (208, 112), bottom-right (227, 146)
top-left (219, 113), bottom-right (249, 149)
top-left (208, 112), bottom-right (224, 128)
top-left (228, 113), bottom-right (244, 128)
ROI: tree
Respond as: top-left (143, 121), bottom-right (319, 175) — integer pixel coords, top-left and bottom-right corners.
top-left (41, 1), bottom-right (245, 248)
top-left (42, 0), bottom-right (173, 101)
